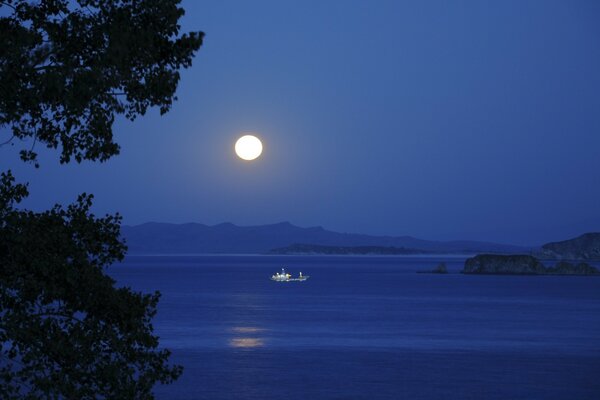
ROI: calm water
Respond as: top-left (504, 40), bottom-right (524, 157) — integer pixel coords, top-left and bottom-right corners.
top-left (110, 255), bottom-right (600, 400)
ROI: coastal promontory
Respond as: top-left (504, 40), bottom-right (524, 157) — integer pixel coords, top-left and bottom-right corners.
top-left (463, 255), bottom-right (546, 274)
top-left (268, 243), bottom-right (424, 255)
top-left (463, 254), bottom-right (599, 275)
top-left (538, 232), bottom-right (600, 260)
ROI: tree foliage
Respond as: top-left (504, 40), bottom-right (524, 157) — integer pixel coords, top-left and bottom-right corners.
top-left (0, 0), bottom-right (203, 397)
top-left (0, 172), bottom-right (182, 399)
top-left (0, 0), bottom-right (203, 164)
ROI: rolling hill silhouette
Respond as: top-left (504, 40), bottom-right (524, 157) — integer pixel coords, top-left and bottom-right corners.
top-left (122, 222), bottom-right (528, 255)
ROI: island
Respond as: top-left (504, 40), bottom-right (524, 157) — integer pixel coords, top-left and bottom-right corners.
top-left (463, 254), bottom-right (599, 275)
top-left (417, 262), bottom-right (448, 274)
top-left (267, 243), bottom-right (426, 255)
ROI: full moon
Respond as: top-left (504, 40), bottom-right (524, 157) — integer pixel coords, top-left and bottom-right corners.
top-left (235, 135), bottom-right (263, 161)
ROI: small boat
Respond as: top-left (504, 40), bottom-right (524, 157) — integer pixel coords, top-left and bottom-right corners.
top-left (271, 268), bottom-right (309, 282)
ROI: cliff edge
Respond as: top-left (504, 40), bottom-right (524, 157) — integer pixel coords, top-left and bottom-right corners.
top-left (463, 254), bottom-right (599, 275)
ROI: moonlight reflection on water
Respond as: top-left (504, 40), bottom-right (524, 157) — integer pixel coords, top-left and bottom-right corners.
top-left (229, 326), bottom-right (266, 348)
top-left (229, 338), bottom-right (264, 348)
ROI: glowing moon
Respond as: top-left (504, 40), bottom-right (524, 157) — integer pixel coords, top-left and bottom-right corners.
top-left (235, 135), bottom-right (263, 161)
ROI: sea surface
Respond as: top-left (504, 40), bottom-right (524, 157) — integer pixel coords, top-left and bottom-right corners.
top-left (110, 255), bottom-right (600, 400)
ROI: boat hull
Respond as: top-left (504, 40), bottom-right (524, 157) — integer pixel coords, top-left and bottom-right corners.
top-left (270, 276), bottom-right (310, 282)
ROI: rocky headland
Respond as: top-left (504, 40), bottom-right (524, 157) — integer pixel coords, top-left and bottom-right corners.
top-left (538, 232), bottom-right (600, 260)
top-left (463, 254), bottom-right (599, 275)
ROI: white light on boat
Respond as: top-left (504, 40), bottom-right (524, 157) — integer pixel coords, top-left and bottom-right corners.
top-left (271, 268), bottom-right (309, 282)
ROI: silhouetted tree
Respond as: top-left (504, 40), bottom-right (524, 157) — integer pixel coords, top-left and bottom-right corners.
top-left (0, 1), bottom-right (203, 398)
top-left (0, 172), bottom-right (180, 398)
top-left (1, 0), bottom-right (203, 164)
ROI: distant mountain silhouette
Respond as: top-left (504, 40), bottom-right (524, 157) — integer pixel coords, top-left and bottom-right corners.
top-left (121, 222), bottom-right (529, 255)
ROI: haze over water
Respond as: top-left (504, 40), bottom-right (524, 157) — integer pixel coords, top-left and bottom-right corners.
top-left (111, 255), bottom-right (600, 400)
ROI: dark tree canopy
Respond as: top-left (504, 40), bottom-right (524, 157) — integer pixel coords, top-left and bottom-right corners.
top-left (0, 1), bottom-right (203, 398)
top-left (0, 0), bottom-right (203, 164)
top-left (0, 171), bottom-right (182, 399)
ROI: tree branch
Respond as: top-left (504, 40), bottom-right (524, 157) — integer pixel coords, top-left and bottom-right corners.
top-left (31, 311), bottom-right (86, 325)
top-left (0, 2), bottom-right (17, 12)
top-left (0, 134), bottom-right (16, 147)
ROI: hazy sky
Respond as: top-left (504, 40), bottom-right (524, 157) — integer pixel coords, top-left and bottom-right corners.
top-left (2, 0), bottom-right (600, 246)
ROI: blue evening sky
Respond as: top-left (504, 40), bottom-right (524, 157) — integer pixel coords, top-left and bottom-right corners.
top-left (2, 0), bottom-right (600, 246)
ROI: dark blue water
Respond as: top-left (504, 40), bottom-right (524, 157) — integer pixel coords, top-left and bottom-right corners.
top-left (111, 255), bottom-right (600, 399)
